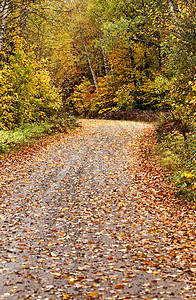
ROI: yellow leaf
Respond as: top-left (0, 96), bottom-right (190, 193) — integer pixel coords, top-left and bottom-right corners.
top-left (53, 272), bottom-right (61, 279)
top-left (48, 241), bottom-right (58, 246)
top-left (68, 277), bottom-right (75, 284)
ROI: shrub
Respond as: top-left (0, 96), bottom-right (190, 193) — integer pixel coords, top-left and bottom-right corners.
top-left (156, 123), bottom-right (196, 202)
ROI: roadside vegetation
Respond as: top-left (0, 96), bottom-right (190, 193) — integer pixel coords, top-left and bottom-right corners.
top-left (0, 115), bottom-right (79, 155)
top-left (155, 120), bottom-right (196, 202)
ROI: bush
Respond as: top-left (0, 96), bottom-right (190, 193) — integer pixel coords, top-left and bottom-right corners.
top-left (156, 123), bottom-right (196, 202)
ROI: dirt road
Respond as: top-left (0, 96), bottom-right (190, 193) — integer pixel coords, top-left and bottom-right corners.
top-left (0, 120), bottom-right (195, 299)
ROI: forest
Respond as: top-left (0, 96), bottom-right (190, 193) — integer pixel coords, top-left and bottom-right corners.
top-left (0, 0), bottom-right (195, 200)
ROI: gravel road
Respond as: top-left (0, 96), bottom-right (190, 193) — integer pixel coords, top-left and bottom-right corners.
top-left (0, 120), bottom-right (195, 299)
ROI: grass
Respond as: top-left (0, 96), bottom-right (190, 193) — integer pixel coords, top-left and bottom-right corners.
top-left (0, 115), bottom-right (79, 155)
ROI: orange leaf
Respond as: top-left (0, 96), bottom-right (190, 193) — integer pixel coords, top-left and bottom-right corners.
top-left (115, 283), bottom-right (124, 289)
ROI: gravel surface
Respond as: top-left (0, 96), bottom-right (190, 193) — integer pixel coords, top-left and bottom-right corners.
top-left (0, 119), bottom-right (195, 299)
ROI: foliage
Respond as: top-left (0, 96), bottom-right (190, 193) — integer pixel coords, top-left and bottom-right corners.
top-left (113, 84), bottom-right (135, 111)
top-left (67, 76), bottom-right (136, 116)
top-left (156, 125), bottom-right (196, 202)
top-left (95, 77), bottom-right (116, 114)
top-left (0, 36), bottom-right (62, 130)
top-left (1, 0), bottom-right (195, 122)
top-left (68, 78), bottom-right (95, 117)
top-left (57, 0), bottom-right (195, 122)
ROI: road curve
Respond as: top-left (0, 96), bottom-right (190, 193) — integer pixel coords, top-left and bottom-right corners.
top-left (0, 120), bottom-right (194, 299)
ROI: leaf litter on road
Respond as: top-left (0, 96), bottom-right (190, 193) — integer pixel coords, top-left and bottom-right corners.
top-left (0, 119), bottom-right (195, 299)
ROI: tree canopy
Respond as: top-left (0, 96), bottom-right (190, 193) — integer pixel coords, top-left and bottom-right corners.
top-left (0, 0), bottom-right (195, 128)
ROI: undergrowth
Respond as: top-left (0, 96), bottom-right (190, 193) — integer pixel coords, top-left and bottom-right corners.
top-left (155, 123), bottom-right (196, 202)
top-left (0, 115), bottom-right (79, 155)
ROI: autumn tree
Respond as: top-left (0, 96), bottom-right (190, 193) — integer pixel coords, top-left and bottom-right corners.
top-left (0, 0), bottom-right (63, 129)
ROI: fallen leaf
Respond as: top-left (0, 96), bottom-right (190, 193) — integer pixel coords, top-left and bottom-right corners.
top-left (115, 283), bottom-right (124, 289)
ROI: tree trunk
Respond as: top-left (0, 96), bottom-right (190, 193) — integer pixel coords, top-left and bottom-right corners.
top-left (99, 35), bottom-right (108, 80)
top-left (167, 0), bottom-right (180, 31)
top-left (0, 0), bottom-right (9, 51)
top-left (80, 28), bottom-right (98, 92)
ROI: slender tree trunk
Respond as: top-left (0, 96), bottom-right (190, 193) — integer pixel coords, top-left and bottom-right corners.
top-left (80, 27), bottom-right (98, 92)
top-left (94, 56), bottom-right (99, 81)
top-left (0, 0), bottom-right (9, 51)
top-left (110, 61), bottom-right (116, 89)
top-left (158, 45), bottom-right (161, 69)
top-left (167, 0), bottom-right (180, 31)
top-left (98, 20), bottom-right (108, 81)
top-left (99, 35), bottom-right (109, 82)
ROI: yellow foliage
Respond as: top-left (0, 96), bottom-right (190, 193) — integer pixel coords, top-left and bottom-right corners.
top-left (70, 78), bottom-right (95, 116)
top-left (0, 36), bottom-right (62, 129)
